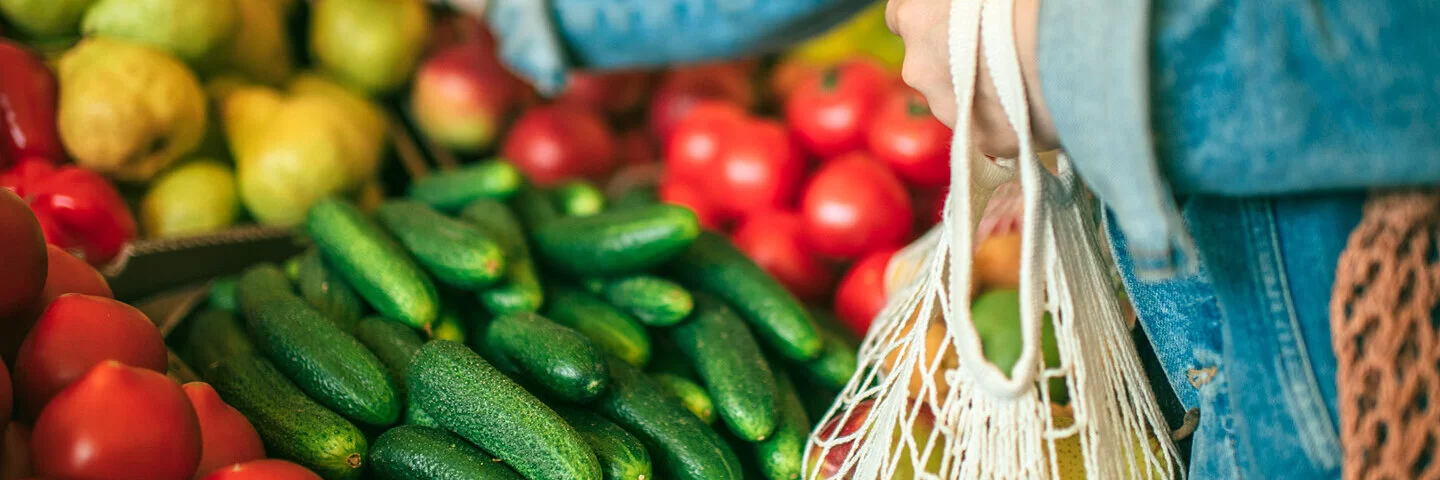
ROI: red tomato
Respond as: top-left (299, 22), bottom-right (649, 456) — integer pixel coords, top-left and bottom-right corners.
top-left (800, 153), bottom-right (913, 259)
top-left (701, 119), bottom-right (807, 218)
top-left (615, 128), bottom-right (657, 166)
top-left (867, 87), bottom-right (952, 187)
top-left (31, 361), bottom-right (201, 480)
top-left (913, 187), bottom-right (948, 230)
top-left (834, 248), bottom-right (898, 336)
top-left (13, 294), bottom-right (167, 420)
top-left (2, 423), bottom-right (32, 480)
top-left (0, 188), bottom-right (44, 319)
top-left (731, 210), bottom-right (834, 301)
top-left (557, 71), bottom-right (652, 115)
top-left (662, 101), bottom-right (748, 184)
top-left (658, 181), bottom-right (723, 231)
top-left (768, 58), bottom-right (821, 104)
top-left (200, 459), bottom-right (322, 480)
top-left (1, 356), bottom-right (10, 431)
top-left (784, 59), bottom-right (892, 159)
top-left (183, 383), bottom-right (264, 479)
top-left (647, 63), bottom-right (755, 142)
top-left (0, 244), bottom-right (112, 365)
top-left (501, 106), bottom-right (617, 186)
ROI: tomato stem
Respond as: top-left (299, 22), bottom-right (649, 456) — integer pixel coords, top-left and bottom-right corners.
top-left (906, 96), bottom-right (931, 117)
top-left (820, 68), bottom-right (841, 91)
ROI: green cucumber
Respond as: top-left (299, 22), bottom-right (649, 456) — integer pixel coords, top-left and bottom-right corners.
top-left (544, 285), bottom-right (651, 367)
top-left (370, 425), bottom-right (524, 480)
top-left (511, 185), bottom-right (561, 230)
top-left (283, 254), bottom-right (304, 280)
top-left (753, 369), bottom-right (808, 480)
top-left (551, 180), bottom-right (606, 216)
top-left (352, 316), bottom-right (424, 397)
top-left (665, 232), bottom-right (822, 361)
top-left (804, 328), bottom-right (860, 390)
top-left (205, 356), bottom-right (368, 480)
top-left (431, 304), bottom-right (467, 343)
top-left (533, 204), bottom-right (700, 276)
top-left (404, 389), bottom-right (440, 428)
top-left (651, 373), bottom-right (716, 425)
top-left (409, 160), bottom-right (524, 213)
top-left (671, 294), bottom-right (780, 441)
top-left (184, 308), bottom-right (254, 376)
top-left (409, 341), bottom-right (601, 480)
top-left (584, 275), bottom-right (693, 327)
top-left (375, 200), bottom-right (506, 289)
top-left (238, 265), bottom-right (399, 426)
top-left (595, 357), bottom-right (742, 480)
top-left (297, 248), bottom-right (364, 332)
top-left (484, 312), bottom-right (609, 403)
top-left (461, 199), bottom-right (544, 314)
top-left (209, 276), bottom-right (239, 312)
top-left (553, 405), bottom-right (652, 480)
top-left (307, 197), bottom-right (439, 330)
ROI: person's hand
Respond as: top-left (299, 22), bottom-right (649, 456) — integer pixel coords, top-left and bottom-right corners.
top-left (885, 0), bottom-right (1058, 158)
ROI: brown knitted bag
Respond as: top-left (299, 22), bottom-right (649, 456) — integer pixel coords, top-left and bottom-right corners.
top-left (1331, 191), bottom-right (1440, 480)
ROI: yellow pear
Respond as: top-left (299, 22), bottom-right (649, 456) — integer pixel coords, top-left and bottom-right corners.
top-left (235, 98), bottom-right (352, 226)
top-left (208, 0), bottom-right (293, 85)
top-left (288, 73), bottom-right (387, 184)
top-left (309, 0), bottom-right (429, 94)
top-left (141, 159), bottom-right (238, 237)
top-left (1050, 407), bottom-right (1170, 479)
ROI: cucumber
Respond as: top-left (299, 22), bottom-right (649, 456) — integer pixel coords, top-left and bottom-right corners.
top-left (238, 265), bottom-right (400, 426)
top-left (533, 204), bottom-right (700, 276)
top-left (209, 276), bottom-right (239, 312)
top-left (651, 373), bottom-right (716, 425)
top-left (510, 185), bottom-right (561, 230)
top-left (404, 388), bottom-right (440, 428)
top-left (431, 304), bottom-right (467, 343)
top-left (671, 294), bottom-right (780, 441)
top-left (205, 356), bottom-right (368, 480)
top-left (583, 275), bottom-right (693, 327)
top-left (461, 199), bottom-right (544, 314)
top-left (409, 341), bottom-right (601, 480)
top-left (297, 248), bottom-right (364, 332)
top-left (184, 308), bottom-right (254, 376)
top-left (409, 160), bottom-right (524, 213)
top-left (595, 357), bottom-right (742, 480)
top-left (370, 425), bottom-right (524, 480)
top-left (665, 232), bottom-right (822, 361)
top-left (352, 316), bottom-right (424, 397)
top-left (283, 254), bottom-right (304, 280)
top-left (307, 197), bottom-right (439, 330)
top-left (544, 285), bottom-right (651, 367)
top-left (484, 312), bottom-right (609, 403)
top-left (752, 369), bottom-right (808, 480)
top-left (375, 200), bottom-right (506, 289)
top-left (553, 405), bottom-right (652, 480)
top-left (551, 180), bottom-right (606, 216)
top-left (804, 328), bottom-right (860, 390)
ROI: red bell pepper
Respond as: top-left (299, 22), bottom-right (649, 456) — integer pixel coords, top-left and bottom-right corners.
top-left (0, 40), bottom-right (63, 169)
top-left (1, 160), bottom-right (136, 266)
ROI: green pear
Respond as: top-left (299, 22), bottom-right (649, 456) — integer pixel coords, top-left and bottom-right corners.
top-left (207, 0), bottom-right (293, 85)
top-left (82, 0), bottom-right (237, 63)
top-left (310, 0), bottom-right (430, 95)
top-left (57, 38), bottom-right (207, 182)
top-left (141, 159), bottom-right (239, 237)
top-left (0, 0), bottom-right (96, 38)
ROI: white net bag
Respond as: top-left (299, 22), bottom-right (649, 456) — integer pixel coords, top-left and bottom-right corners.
top-left (802, 0), bottom-right (1184, 478)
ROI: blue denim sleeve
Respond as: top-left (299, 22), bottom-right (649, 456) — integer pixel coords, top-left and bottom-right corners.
top-left (486, 0), bottom-right (873, 94)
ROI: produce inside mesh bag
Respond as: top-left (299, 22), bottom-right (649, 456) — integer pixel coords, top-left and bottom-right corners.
top-left (803, 1), bottom-right (1183, 478)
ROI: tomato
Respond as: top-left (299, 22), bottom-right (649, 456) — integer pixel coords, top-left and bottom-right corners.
top-left (12, 294), bottom-right (167, 420)
top-left (767, 58), bottom-right (821, 104)
top-left (199, 459), bottom-right (322, 480)
top-left (615, 128), bottom-right (657, 166)
top-left (31, 361), bottom-right (201, 480)
top-left (800, 153), bottom-right (913, 259)
top-left (557, 71), bottom-right (652, 115)
top-left (731, 210), bottom-right (834, 301)
top-left (662, 101), bottom-right (748, 184)
top-left (834, 248), bottom-right (898, 337)
top-left (0, 244), bottom-right (112, 365)
top-left (0, 188), bottom-right (44, 319)
top-left (647, 63), bottom-right (755, 142)
top-left (867, 87), bottom-right (952, 187)
top-left (914, 187), bottom-right (948, 230)
top-left (784, 59), bottom-right (892, 159)
top-left (501, 105), bottom-right (617, 187)
top-left (183, 383), bottom-right (264, 479)
top-left (0, 357), bottom-right (10, 438)
top-left (2, 423), bottom-right (31, 480)
top-left (658, 180), bottom-right (723, 231)
top-left (701, 119), bottom-right (807, 218)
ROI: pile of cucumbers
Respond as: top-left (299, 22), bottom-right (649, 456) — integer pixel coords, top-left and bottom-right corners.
top-left (180, 160), bottom-right (860, 480)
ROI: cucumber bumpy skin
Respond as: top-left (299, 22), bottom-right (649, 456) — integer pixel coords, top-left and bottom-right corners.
top-left (307, 197), bottom-right (439, 330)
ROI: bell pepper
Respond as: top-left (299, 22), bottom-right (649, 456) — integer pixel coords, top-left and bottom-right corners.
top-left (1, 160), bottom-right (137, 266)
top-left (0, 40), bottom-right (63, 169)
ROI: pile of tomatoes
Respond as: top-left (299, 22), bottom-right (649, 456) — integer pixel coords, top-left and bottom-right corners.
top-left (0, 189), bottom-right (320, 480)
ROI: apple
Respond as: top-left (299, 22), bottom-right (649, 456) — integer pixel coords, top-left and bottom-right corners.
top-left (409, 43), bottom-right (522, 153)
top-left (807, 399), bottom-right (943, 479)
top-left (557, 71), bottom-right (652, 116)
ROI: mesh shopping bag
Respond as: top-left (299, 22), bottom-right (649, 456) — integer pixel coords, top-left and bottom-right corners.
top-left (804, 0), bottom-right (1183, 478)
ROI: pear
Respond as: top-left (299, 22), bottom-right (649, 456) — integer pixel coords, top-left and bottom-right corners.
top-left (310, 0), bottom-right (430, 95)
top-left (207, 0), bottom-right (293, 85)
top-left (57, 38), bottom-right (207, 182)
top-left (82, 0), bottom-right (237, 63)
top-left (0, 0), bottom-right (96, 39)
top-left (289, 74), bottom-right (387, 185)
top-left (141, 159), bottom-right (239, 237)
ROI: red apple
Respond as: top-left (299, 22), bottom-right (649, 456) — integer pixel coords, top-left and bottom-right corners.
top-left (558, 71), bottom-right (652, 116)
top-left (807, 399), bottom-right (942, 479)
top-left (410, 44), bottom-right (522, 153)
top-left (501, 105), bottom-right (617, 186)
